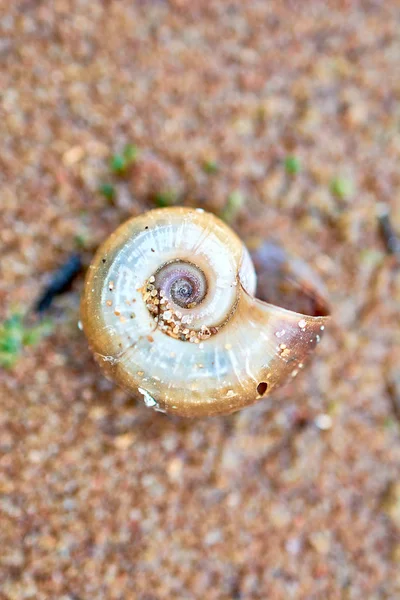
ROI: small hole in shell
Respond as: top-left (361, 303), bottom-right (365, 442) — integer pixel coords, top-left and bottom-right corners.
top-left (257, 382), bottom-right (268, 396)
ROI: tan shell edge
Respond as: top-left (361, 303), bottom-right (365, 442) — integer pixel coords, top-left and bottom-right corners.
top-left (81, 208), bottom-right (330, 418)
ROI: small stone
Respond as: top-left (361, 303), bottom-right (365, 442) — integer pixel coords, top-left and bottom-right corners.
top-left (285, 537), bottom-right (302, 555)
top-left (314, 414), bottom-right (333, 430)
top-left (204, 530), bottom-right (223, 546)
top-left (270, 504), bottom-right (291, 528)
top-left (114, 433), bottom-right (135, 450)
top-left (309, 531), bottom-right (331, 555)
top-left (63, 145), bottom-right (85, 165)
top-left (167, 457), bottom-right (183, 480)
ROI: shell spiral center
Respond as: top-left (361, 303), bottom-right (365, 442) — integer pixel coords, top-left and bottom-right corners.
top-left (142, 259), bottom-right (215, 343)
top-left (154, 260), bottom-right (207, 309)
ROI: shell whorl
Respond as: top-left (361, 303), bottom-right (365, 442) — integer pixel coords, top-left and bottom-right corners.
top-left (153, 260), bottom-right (207, 309)
top-left (81, 207), bottom-right (329, 417)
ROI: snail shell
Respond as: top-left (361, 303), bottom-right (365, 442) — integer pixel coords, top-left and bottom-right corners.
top-left (81, 207), bottom-right (330, 417)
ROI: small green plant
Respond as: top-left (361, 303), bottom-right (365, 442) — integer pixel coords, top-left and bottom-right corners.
top-left (284, 155), bottom-right (301, 176)
top-left (110, 143), bottom-right (139, 175)
top-left (384, 416), bottom-right (397, 430)
top-left (74, 234), bottom-right (86, 249)
top-left (74, 233), bottom-right (89, 249)
top-left (74, 225), bottom-right (91, 249)
top-left (110, 154), bottom-right (125, 174)
top-left (153, 189), bottom-right (179, 208)
top-left (98, 182), bottom-right (116, 202)
top-left (0, 314), bottom-right (53, 369)
top-left (123, 143), bottom-right (139, 164)
top-left (202, 160), bottom-right (219, 175)
top-left (220, 190), bottom-right (245, 223)
top-left (330, 176), bottom-right (354, 200)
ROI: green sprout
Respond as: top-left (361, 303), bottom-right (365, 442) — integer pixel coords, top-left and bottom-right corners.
top-left (0, 314), bottom-right (53, 369)
top-left (202, 160), bottom-right (219, 175)
top-left (384, 417), bottom-right (397, 430)
top-left (98, 182), bottom-right (116, 202)
top-left (110, 154), bottom-right (125, 174)
top-left (330, 176), bottom-right (354, 200)
top-left (220, 190), bottom-right (245, 223)
top-left (74, 231), bottom-right (90, 250)
top-left (123, 143), bottom-right (139, 164)
top-left (153, 189), bottom-right (179, 208)
top-left (110, 143), bottom-right (139, 175)
top-left (284, 155), bottom-right (301, 176)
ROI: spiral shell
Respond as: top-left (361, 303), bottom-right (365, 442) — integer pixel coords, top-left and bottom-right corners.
top-left (81, 207), bottom-right (330, 417)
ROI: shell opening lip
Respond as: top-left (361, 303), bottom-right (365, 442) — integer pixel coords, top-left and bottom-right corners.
top-left (250, 241), bottom-right (331, 319)
top-left (254, 284), bottom-right (330, 319)
top-left (251, 280), bottom-right (330, 320)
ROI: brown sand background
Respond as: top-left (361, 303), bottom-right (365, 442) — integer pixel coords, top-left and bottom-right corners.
top-left (1, 1), bottom-right (400, 598)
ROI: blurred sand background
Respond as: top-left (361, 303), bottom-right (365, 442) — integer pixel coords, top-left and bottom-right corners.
top-left (1, 1), bottom-right (400, 598)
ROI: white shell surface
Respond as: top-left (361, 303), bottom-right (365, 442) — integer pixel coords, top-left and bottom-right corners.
top-left (81, 208), bottom-right (329, 417)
